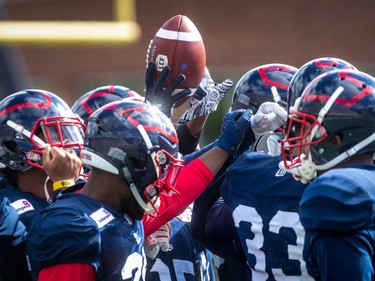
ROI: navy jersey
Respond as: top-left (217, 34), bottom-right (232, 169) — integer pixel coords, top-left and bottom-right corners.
top-left (0, 184), bottom-right (49, 281)
top-left (146, 217), bottom-right (212, 281)
top-left (28, 193), bottom-right (146, 281)
top-left (0, 185), bottom-right (49, 230)
top-left (300, 164), bottom-right (375, 281)
top-left (221, 152), bottom-right (314, 280)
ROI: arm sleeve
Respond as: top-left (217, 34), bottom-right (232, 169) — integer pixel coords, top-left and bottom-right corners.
top-left (176, 123), bottom-right (201, 155)
top-left (38, 263), bottom-right (95, 281)
top-left (28, 206), bottom-right (100, 275)
top-left (0, 197), bottom-right (27, 248)
top-left (309, 231), bottom-right (374, 281)
top-left (190, 161), bottom-right (246, 262)
top-left (143, 158), bottom-right (213, 236)
top-left (182, 141), bottom-right (216, 164)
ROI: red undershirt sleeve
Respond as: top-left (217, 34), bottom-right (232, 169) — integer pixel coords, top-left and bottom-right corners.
top-left (143, 158), bottom-right (214, 236)
top-left (38, 263), bottom-right (95, 281)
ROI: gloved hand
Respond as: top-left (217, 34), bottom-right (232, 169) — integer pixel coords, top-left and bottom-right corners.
top-left (215, 109), bottom-right (253, 158)
top-left (250, 101), bottom-right (287, 135)
top-left (145, 61), bottom-right (192, 117)
top-left (144, 223), bottom-right (173, 259)
top-left (179, 67), bottom-right (233, 123)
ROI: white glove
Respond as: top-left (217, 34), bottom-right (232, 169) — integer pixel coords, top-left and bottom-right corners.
top-left (179, 67), bottom-right (233, 123)
top-left (253, 132), bottom-right (283, 156)
top-left (250, 102), bottom-right (287, 135)
top-left (144, 223), bottom-right (173, 259)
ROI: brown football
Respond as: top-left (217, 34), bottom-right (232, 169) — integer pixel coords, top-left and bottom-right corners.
top-left (146, 15), bottom-right (206, 95)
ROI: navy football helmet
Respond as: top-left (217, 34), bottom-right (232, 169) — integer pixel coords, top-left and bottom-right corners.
top-left (287, 57), bottom-right (357, 112)
top-left (71, 85), bottom-right (142, 125)
top-left (231, 63), bottom-right (297, 112)
top-left (281, 69), bottom-right (375, 181)
top-left (81, 99), bottom-right (182, 214)
top-left (0, 89), bottom-right (85, 172)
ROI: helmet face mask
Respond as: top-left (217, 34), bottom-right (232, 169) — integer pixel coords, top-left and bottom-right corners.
top-left (134, 148), bottom-right (184, 216)
top-left (81, 99), bottom-right (181, 215)
top-left (281, 69), bottom-right (375, 181)
top-left (281, 108), bottom-right (328, 174)
top-left (0, 90), bottom-right (86, 172)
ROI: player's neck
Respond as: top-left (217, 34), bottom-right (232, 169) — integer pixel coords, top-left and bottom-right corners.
top-left (80, 169), bottom-right (129, 212)
top-left (17, 168), bottom-right (52, 200)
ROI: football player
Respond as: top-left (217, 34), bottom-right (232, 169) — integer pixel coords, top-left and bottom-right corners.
top-left (71, 81), bottom-right (219, 281)
top-left (191, 63), bottom-right (298, 281)
top-left (280, 68), bottom-right (375, 280)
top-left (192, 58), bottom-right (358, 280)
top-left (72, 83), bottom-right (217, 280)
top-left (0, 89), bottom-right (86, 281)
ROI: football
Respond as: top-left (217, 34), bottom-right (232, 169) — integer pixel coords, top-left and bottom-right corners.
top-left (146, 15), bottom-right (206, 95)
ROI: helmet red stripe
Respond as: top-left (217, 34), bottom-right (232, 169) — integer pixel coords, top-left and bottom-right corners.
top-left (258, 67), bottom-right (290, 90)
top-left (0, 91), bottom-right (53, 117)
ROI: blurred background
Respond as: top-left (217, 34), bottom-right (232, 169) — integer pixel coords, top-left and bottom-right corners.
top-left (1, 0), bottom-right (375, 144)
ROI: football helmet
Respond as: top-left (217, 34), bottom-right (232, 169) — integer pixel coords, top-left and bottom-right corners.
top-left (287, 57), bottom-right (357, 112)
top-left (231, 63), bottom-right (297, 112)
top-left (81, 99), bottom-right (182, 214)
top-left (71, 85), bottom-right (142, 125)
top-left (281, 69), bottom-right (375, 182)
top-left (0, 89), bottom-right (85, 172)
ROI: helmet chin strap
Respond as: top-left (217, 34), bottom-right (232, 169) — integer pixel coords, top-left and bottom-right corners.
top-left (122, 124), bottom-right (161, 214)
top-left (278, 155), bottom-right (314, 184)
top-left (43, 176), bottom-right (53, 204)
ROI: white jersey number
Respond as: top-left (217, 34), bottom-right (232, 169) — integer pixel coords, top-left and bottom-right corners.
top-left (121, 251), bottom-right (146, 280)
top-left (233, 205), bottom-right (313, 280)
top-left (150, 258), bottom-right (195, 281)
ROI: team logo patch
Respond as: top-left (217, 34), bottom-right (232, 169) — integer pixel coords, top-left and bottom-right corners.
top-left (275, 168), bottom-right (286, 177)
top-left (155, 54), bottom-right (168, 72)
top-left (10, 199), bottom-right (34, 215)
top-left (90, 207), bottom-right (115, 228)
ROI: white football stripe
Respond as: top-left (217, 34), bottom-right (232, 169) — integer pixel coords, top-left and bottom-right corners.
top-left (156, 28), bottom-right (202, 42)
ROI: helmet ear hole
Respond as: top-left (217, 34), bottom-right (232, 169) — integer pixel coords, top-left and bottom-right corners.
top-left (4, 141), bottom-right (17, 152)
top-left (329, 134), bottom-right (342, 146)
top-left (129, 157), bottom-right (146, 170)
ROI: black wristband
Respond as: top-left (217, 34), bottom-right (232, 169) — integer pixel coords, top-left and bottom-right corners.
top-left (176, 123), bottom-right (201, 155)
